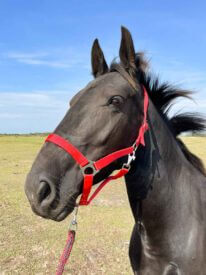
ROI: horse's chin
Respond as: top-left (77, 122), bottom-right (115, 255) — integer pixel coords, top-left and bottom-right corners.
top-left (29, 194), bottom-right (77, 222)
top-left (52, 205), bottom-right (75, 222)
top-left (32, 203), bottom-right (75, 222)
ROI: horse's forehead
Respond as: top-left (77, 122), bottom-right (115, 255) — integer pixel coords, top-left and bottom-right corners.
top-left (89, 72), bottom-right (127, 90)
top-left (70, 72), bottom-right (129, 106)
top-left (83, 73), bottom-right (130, 100)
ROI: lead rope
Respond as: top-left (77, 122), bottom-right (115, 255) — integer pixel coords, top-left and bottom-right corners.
top-left (56, 206), bottom-right (78, 275)
top-left (55, 168), bottom-right (131, 274)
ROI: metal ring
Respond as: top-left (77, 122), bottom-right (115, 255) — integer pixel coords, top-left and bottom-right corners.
top-left (80, 161), bottom-right (98, 176)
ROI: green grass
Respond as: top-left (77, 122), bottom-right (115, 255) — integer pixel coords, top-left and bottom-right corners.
top-left (0, 136), bottom-right (205, 274)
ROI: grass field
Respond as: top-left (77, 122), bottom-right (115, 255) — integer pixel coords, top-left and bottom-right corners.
top-left (0, 136), bottom-right (206, 275)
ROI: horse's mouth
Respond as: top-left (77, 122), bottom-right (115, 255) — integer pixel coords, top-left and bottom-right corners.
top-left (30, 201), bottom-right (75, 222)
top-left (54, 205), bottom-right (75, 222)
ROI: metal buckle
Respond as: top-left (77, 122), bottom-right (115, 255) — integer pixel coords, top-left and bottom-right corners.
top-left (122, 143), bottom-right (138, 170)
top-left (69, 206), bottom-right (78, 231)
top-left (80, 161), bottom-right (98, 176)
top-left (123, 152), bottom-right (136, 170)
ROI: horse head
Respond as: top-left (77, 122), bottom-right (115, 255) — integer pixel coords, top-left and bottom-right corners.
top-left (25, 27), bottom-right (147, 221)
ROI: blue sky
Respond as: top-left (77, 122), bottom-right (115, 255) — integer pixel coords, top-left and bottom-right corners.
top-left (0, 0), bottom-right (205, 133)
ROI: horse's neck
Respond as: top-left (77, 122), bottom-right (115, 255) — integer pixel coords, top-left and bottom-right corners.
top-left (125, 101), bottom-right (198, 251)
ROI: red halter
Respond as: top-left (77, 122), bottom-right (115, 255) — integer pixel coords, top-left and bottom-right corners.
top-left (45, 86), bottom-right (149, 205)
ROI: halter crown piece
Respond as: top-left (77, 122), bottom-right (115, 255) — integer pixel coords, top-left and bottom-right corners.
top-left (45, 67), bottom-right (149, 206)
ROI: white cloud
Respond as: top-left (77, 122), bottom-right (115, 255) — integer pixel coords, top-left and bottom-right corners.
top-left (169, 98), bottom-right (206, 117)
top-left (6, 52), bottom-right (48, 59)
top-left (150, 52), bottom-right (206, 82)
top-left (0, 91), bottom-right (70, 108)
top-left (0, 91), bottom-right (71, 133)
top-left (151, 56), bottom-right (206, 114)
top-left (5, 52), bottom-right (72, 68)
top-left (5, 50), bottom-right (90, 69)
top-left (18, 58), bottom-right (72, 68)
top-left (161, 70), bottom-right (206, 88)
top-left (0, 113), bottom-right (23, 119)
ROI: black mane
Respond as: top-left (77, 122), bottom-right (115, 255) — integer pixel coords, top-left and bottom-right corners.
top-left (111, 54), bottom-right (206, 175)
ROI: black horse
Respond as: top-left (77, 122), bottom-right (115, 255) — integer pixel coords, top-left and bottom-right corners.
top-left (25, 27), bottom-right (206, 274)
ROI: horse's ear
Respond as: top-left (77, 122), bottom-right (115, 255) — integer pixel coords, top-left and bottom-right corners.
top-left (91, 39), bottom-right (109, 78)
top-left (119, 26), bottom-right (136, 73)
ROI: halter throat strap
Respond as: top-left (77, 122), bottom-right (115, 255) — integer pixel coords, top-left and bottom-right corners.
top-left (45, 68), bottom-right (149, 206)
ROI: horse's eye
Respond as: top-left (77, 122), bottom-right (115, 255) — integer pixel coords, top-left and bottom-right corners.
top-left (108, 96), bottom-right (124, 106)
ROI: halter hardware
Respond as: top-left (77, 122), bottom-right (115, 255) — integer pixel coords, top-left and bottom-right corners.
top-left (123, 151), bottom-right (136, 170)
top-left (69, 206), bottom-right (78, 232)
top-left (80, 161), bottom-right (98, 176)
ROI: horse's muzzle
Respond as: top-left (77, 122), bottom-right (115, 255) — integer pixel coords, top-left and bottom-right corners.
top-left (24, 173), bottom-right (74, 221)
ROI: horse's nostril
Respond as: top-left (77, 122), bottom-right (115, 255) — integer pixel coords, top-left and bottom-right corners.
top-left (38, 181), bottom-right (52, 204)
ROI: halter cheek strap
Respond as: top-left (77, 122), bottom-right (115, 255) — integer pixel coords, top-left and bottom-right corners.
top-left (45, 85), bottom-right (149, 205)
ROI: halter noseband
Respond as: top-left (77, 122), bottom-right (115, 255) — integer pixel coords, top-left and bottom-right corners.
top-left (45, 66), bottom-right (149, 205)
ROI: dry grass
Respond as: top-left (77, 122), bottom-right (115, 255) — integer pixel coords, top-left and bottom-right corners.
top-left (0, 136), bottom-right (205, 274)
